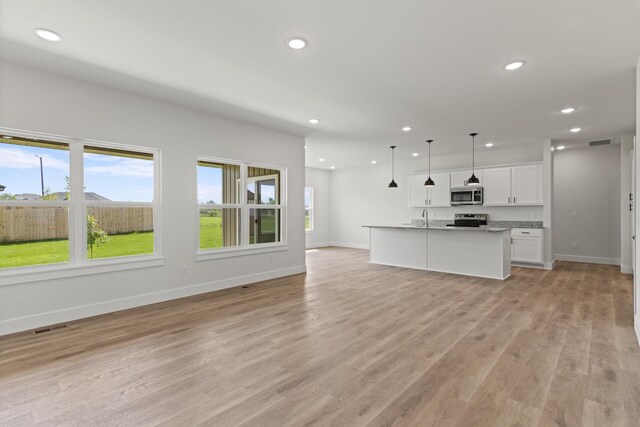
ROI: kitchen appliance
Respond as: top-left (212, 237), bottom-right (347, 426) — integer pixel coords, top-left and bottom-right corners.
top-left (450, 186), bottom-right (483, 205)
top-left (447, 213), bottom-right (488, 227)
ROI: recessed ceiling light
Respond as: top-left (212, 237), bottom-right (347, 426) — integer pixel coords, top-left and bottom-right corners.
top-left (304, 145), bottom-right (307, 149)
top-left (371, 160), bottom-right (377, 164)
top-left (412, 153), bottom-right (419, 157)
top-left (561, 107), bottom-right (576, 114)
top-left (556, 145), bottom-right (566, 150)
top-left (485, 142), bottom-right (494, 147)
top-left (308, 119), bottom-right (319, 124)
top-left (319, 158), bottom-right (325, 162)
top-left (330, 166), bottom-right (335, 170)
top-left (504, 61), bottom-right (525, 71)
top-left (287, 38), bottom-right (307, 50)
top-left (402, 126), bottom-right (412, 132)
top-left (570, 127), bottom-right (582, 133)
top-left (34, 28), bottom-right (62, 42)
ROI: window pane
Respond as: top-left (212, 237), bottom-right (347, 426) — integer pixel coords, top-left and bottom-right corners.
top-left (0, 136), bottom-right (70, 201)
top-left (199, 208), bottom-right (240, 249)
top-left (247, 167), bottom-right (280, 204)
top-left (197, 161), bottom-right (240, 205)
top-left (249, 208), bottom-right (280, 244)
top-left (305, 209), bottom-right (311, 231)
top-left (84, 146), bottom-right (154, 202)
top-left (304, 187), bottom-right (312, 209)
top-left (0, 206), bottom-right (69, 268)
top-left (86, 206), bottom-right (153, 259)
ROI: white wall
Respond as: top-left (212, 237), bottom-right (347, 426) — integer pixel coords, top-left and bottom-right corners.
top-left (621, 134), bottom-right (635, 273)
top-left (330, 143), bottom-right (544, 248)
top-left (305, 167), bottom-right (332, 248)
top-left (0, 62), bottom-right (306, 335)
top-left (554, 144), bottom-right (621, 264)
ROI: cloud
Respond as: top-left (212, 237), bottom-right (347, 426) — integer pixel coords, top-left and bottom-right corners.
top-left (85, 158), bottom-right (153, 178)
top-left (0, 146), bottom-right (69, 170)
top-left (198, 184), bottom-right (222, 204)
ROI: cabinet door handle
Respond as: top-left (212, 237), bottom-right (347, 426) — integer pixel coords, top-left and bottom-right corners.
top-left (513, 196), bottom-right (516, 203)
top-left (508, 196), bottom-right (511, 203)
top-left (521, 231), bottom-right (530, 234)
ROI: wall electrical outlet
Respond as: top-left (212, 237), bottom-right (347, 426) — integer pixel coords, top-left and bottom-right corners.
top-left (572, 242), bottom-right (578, 249)
top-left (181, 265), bottom-right (187, 275)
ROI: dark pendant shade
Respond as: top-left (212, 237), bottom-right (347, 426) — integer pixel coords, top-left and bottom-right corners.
top-left (468, 132), bottom-right (481, 186)
top-left (424, 139), bottom-right (435, 187)
top-left (467, 173), bottom-right (480, 185)
top-left (388, 145), bottom-right (398, 189)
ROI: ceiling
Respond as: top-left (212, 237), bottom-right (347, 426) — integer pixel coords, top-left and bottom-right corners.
top-left (0, 0), bottom-right (639, 169)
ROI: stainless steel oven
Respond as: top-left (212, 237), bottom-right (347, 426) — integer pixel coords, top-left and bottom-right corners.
top-left (450, 186), bottom-right (483, 205)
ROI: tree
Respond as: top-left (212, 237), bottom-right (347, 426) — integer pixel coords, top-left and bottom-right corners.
top-left (0, 193), bottom-right (16, 200)
top-left (42, 187), bottom-right (58, 201)
top-left (87, 214), bottom-right (109, 258)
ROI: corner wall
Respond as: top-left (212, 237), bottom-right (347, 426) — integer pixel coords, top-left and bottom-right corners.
top-left (0, 62), bottom-right (306, 335)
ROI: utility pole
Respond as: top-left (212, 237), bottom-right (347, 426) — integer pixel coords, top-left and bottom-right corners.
top-left (35, 155), bottom-right (44, 196)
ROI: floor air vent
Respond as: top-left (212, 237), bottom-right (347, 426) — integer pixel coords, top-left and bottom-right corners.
top-left (589, 139), bottom-right (611, 147)
top-left (33, 324), bottom-right (68, 334)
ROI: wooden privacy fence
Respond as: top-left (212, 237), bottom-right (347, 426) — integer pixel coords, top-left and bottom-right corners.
top-left (0, 206), bottom-right (153, 243)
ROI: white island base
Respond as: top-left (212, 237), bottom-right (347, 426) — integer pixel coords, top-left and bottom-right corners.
top-left (366, 226), bottom-right (511, 280)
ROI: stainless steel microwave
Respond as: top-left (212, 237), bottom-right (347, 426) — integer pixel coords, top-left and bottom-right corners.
top-left (450, 186), bottom-right (483, 205)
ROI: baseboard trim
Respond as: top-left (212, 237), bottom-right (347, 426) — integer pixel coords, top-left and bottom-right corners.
top-left (543, 260), bottom-right (556, 270)
top-left (512, 262), bottom-right (546, 270)
top-left (621, 265), bottom-right (634, 275)
top-left (554, 254), bottom-right (620, 266)
top-left (0, 265), bottom-right (307, 337)
top-left (328, 242), bottom-right (369, 250)
top-left (306, 242), bottom-right (332, 249)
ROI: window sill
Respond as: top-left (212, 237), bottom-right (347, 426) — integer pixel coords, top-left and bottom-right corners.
top-left (0, 256), bottom-right (165, 287)
top-left (197, 243), bottom-right (289, 261)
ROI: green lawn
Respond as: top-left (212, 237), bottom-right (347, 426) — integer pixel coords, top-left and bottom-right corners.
top-left (0, 231), bottom-right (154, 269)
top-left (200, 216), bottom-right (223, 249)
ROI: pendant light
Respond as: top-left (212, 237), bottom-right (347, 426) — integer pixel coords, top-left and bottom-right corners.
top-left (388, 145), bottom-right (398, 188)
top-left (467, 132), bottom-right (481, 186)
top-left (424, 139), bottom-right (435, 187)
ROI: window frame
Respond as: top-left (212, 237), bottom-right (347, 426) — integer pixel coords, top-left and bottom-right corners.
top-left (196, 156), bottom-right (288, 261)
top-left (0, 127), bottom-right (163, 286)
top-left (305, 186), bottom-right (314, 233)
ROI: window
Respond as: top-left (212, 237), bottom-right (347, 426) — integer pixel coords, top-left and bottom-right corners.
top-left (197, 158), bottom-right (286, 255)
top-left (0, 129), bottom-right (161, 275)
top-left (305, 187), bottom-right (313, 232)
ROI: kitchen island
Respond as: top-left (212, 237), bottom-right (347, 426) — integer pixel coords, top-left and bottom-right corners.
top-left (363, 225), bottom-right (511, 280)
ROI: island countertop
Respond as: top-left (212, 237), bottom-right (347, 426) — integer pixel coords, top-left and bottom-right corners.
top-left (362, 224), bottom-right (511, 232)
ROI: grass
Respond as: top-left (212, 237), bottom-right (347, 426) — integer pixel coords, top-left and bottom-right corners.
top-left (0, 232), bottom-right (154, 269)
top-left (0, 214), bottom-right (281, 268)
top-left (200, 216), bottom-right (223, 249)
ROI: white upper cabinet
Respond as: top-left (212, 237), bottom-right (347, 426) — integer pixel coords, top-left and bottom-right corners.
top-left (407, 163), bottom-right (542, 208)
top-left (427, 172), bottom-right (451, 207)
top-left (482, 164), bottom-right (543, 206)
top-left (408, 174), bottom-right (428, 207)
top-left (511, 164), bottom-right (543, 205)
top-left (482, 167), bottom-right (512, 206)
top-left (450, 169), bottom-right (475, 188)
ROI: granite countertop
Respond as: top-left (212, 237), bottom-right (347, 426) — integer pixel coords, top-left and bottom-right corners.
top-left (362, 224), bottom-right (511, 232)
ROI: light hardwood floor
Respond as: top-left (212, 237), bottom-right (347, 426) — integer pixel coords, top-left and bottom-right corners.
top-left (1, 247), bottom-right (639, 426)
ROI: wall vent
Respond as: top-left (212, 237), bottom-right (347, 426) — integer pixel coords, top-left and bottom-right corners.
top-left (33, 324), bottom-right (67, 334)
top-left (589, 139), bottom-right (611, 147)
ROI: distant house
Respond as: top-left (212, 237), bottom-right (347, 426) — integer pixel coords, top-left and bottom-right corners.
top-left (13, 192), bottom-right (111, 201)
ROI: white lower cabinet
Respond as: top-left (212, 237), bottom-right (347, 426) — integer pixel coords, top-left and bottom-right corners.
top-left (511, 228), bottom-right (543, 264)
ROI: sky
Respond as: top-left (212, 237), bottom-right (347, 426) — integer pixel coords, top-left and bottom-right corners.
top-left (0, 143), bottom-right (154, 202)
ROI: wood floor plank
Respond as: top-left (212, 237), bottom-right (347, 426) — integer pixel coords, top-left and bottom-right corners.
top-left (0, 248), bottom-right (638, 426)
